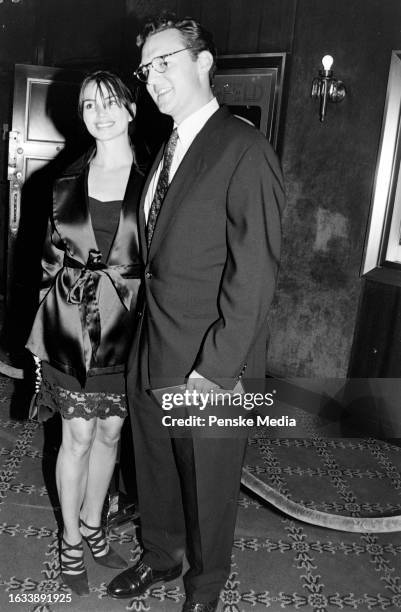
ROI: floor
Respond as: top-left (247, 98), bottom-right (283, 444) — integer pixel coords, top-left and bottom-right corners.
top-left (2, 374), bottom-right (401, 611)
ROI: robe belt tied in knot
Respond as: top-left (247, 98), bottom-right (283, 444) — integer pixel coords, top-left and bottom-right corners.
top-left (64, 250), bottom-right (142, 363)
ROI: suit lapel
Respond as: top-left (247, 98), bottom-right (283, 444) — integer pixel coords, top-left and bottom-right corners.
top-left (148, 107), bottom-right (228, 257)
top-left (139, 148), bottom-right (163, 262)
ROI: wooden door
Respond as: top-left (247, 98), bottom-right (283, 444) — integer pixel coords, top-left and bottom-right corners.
top-left (6, 64), bottom-right (89, 351)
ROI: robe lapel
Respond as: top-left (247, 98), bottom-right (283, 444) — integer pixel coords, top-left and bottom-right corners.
top-left (108, 164), bottom-right (143, 265)
top-left (53, 164), bottom-right (97, 264)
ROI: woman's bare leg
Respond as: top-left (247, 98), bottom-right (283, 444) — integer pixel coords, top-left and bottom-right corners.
top-left (80, 415), bottom-right (125, 550)
top-left (56, 416), bottom-right (96, 568)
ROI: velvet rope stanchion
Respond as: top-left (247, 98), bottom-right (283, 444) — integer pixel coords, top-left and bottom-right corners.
top-left (241, 467), bottom-right (401, 533)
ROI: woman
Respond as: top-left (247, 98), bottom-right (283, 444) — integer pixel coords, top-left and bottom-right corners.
top-left (26, 71), bottom-right (143, 596)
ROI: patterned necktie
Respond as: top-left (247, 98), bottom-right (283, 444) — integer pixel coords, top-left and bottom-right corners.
top-left (147, 128), bottom-right (178, 246)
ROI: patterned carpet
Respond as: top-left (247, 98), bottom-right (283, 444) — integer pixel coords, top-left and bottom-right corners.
top-left (1, 374), bottom-right (401, 611)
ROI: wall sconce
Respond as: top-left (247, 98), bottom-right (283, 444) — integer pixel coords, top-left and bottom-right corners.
top-left (311, 55), bottom-right (346, 122)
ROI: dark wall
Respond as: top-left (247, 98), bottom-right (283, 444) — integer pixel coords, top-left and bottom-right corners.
top-left (1, 0), bottom-right (400, 377)
top-left (126, 0), bottom-right (297, 54)
top-left (39, 0), bottom-right (126, 69)
top-left (268, 0), bottom-right (401, 377)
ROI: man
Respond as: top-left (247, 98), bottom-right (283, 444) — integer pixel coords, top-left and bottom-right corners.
top-left (107, 14), bottom-right (285, 612)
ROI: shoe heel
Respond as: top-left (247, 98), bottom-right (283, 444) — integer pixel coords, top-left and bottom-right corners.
top-left (80, 518), bottom-right (127, 569)
top-left (59, 537), bottom-right (89, 596)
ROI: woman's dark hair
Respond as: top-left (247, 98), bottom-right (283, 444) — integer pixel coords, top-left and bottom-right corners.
top-left (78, 70), bottom-right (136, 121)
top-left (137, 14), bottom-right (217, 82)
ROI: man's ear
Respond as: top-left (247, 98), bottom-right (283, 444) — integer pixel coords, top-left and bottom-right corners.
top-left (197, 50), bottom-right (214, 76)
top-left (128, 102), bottom-right (137, 121)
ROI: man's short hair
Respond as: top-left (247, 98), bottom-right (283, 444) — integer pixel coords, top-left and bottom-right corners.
top-left (137, 13), bottom-right (217, 81)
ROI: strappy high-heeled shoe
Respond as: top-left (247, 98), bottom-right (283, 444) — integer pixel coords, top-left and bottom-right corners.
top-left (79, 518), bottom-right (128, 569)
top-left (59, 537), bottom-right (89, 596)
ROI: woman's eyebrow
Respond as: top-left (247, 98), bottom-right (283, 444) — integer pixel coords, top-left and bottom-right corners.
top-left (83, 95), bottom-right (117, 102)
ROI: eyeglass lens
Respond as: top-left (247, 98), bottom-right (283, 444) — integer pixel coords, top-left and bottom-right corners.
top-left (138, 58), bottom-right (165, 81)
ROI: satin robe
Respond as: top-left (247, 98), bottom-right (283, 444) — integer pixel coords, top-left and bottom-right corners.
top-left (26, 151), bottom-right (143, 384)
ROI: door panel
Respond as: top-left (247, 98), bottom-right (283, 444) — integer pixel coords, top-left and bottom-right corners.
top-left (6, 64), bottom-right (88, 352)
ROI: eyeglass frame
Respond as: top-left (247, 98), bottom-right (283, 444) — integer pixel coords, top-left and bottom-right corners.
top-left (134, 46), bottom-right (193, 83)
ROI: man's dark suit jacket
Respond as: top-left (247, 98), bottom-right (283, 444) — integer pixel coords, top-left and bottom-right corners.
top-left (131, 105), bottom-right (285, 388)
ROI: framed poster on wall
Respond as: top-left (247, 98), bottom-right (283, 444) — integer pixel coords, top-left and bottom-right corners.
top-left (214, 53), bottom-right (286, 150)
top-left (362, 50), bottom-right (401, 286)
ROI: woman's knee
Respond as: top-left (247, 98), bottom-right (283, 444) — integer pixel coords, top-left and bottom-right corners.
top-left (61, 419), bottom-right (95, 456)
top-left (96, 417), bottom-right (124, 448)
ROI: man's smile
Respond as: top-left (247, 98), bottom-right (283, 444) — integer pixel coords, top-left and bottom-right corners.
top-left (154, 87), bottom-right (173, 102)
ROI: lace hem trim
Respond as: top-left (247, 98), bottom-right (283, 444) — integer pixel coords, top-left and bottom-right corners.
top-left (36, 377), bottom-right (127, 420)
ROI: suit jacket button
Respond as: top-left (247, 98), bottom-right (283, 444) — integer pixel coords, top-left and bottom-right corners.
top-left (145, 271), bottom-right (152, 279)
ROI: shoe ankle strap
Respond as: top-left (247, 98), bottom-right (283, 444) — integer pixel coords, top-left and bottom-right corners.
top-left (80, 518), bottom-right (101, 531)
top-left (62, 537), bottom-right (83, 552)
top-left (61, 538), bottom-right (85, 571)
top-left (79, 519), bottom-right (107, 555)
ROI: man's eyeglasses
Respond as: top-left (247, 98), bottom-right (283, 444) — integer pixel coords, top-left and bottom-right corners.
top-left (134, 47), bottom-right (192, 83)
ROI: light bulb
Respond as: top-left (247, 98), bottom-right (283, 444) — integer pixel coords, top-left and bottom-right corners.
top-left (322, 55), bottom-right (334, 71)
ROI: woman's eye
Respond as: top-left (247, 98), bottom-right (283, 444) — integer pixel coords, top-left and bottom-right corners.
top-left (109, 99), bottom-right (118, 106)
top-left (83, 102), bottom-right (93, 110)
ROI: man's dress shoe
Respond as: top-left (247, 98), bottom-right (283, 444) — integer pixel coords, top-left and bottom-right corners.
top-left (107, 560), bottom-right (182, 599)
top-left (182, 600), bottom-right (218, 612)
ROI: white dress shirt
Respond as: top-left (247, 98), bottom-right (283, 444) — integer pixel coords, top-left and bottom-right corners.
top-left (144, 97), bottom-right (219, 222)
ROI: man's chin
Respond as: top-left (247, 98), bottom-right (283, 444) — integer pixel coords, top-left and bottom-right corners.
top-left (156, 101), bottom-right (173, 117)
top-left (154, 93), bottom-right (175, 115)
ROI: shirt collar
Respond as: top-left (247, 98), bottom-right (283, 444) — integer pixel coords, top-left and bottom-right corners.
top-left (175, 97), bottom-right (219, 151)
